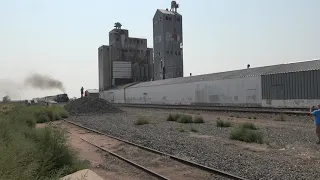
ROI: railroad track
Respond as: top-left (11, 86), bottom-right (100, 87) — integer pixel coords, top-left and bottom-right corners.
top-left (65, 120), bottom-right (248, 180)
top-left (113, 103), bottom-right (310, 115)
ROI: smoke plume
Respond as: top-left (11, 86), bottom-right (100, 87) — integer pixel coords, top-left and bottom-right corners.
top-left (24, 73), bottom-right (66, 92)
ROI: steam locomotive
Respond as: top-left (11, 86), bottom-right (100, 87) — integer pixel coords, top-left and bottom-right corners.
top-left (26, 93), bottom-right (70, 105)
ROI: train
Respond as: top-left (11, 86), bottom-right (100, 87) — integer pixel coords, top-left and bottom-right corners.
top-left (26, 93), bottom-right (70, 105)
top-left (99, 59), bottom-right (320, 108)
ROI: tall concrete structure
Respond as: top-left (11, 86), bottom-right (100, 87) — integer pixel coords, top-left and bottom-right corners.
top-left (153, 1), bottom-right (183, 80)
top-left (98, 23), bottom-right (153, 92)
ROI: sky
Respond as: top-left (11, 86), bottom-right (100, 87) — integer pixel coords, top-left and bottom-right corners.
top-left (0, 0), bottom-right (319, 100)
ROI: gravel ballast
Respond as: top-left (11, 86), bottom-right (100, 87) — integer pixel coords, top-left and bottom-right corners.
top-left (69, 107), bottom-right (320, 180)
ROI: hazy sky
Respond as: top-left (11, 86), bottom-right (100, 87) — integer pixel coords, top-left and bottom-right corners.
top-left (0, 0), bottom-right (319, 100)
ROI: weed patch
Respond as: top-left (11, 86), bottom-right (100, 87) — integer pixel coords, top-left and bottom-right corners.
top-left (167, 114), bottom-right (175, 121)
top-left (0, 103), bottom-right (88, 180)
top-left (176, 127), bottom-right (185, 132)
top-left (177, 115), bottom-right (193, 123)
top-left (241, 122), bottom-right (258, 130)
top-left (216, 119), bottom-right (232, 127)
top-left (135, 116), bottom-right (150, 125)
top-left (230, 126), bottom-right (263, 143)
top-left (191, 127), bottom-right (198, 132)
top-left (193, 116), bottom-right (204, 123)
top-left (167, 114), bottom-right (205, 124)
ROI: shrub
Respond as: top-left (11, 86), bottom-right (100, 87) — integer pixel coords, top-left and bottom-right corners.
top-left (253, 117), bottom-right (257, 119)
top-left (46, 109), bottom-right (55, 121)
top-left (173, 114), bottom-right (181, 121)
top-left (177, 115), bottom-right (193, 123)
top-left (167, 114), bottom-right (175, 121)
top-left (54, 112), bottom-right (62, 120)
top-left (216, 119), bottom-right (232, 127)
top-left (25, 116), bottom-right (37, 128)
top-left (59, 110), bottom-right (69, 119)
top-left (191, 127), bottom-right (198, 132)
top-left (230, 126), bottom-right (263, 143)
top-left (176, 127), bottom-right (185, 132)
top-left (135, 116), bottom-right (149, 125)
top-left (241, 122), bottom-right (258, 130)
top-left (36, 113), bottom-right (50, 123)
top-left (248, 117), bottom-right (252, 119)
top-left (193, 116), bottom-right (204, 123)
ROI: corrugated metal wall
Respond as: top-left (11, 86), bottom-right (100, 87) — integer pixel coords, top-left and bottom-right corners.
top-left (261, 70), bottom-right (320, 100)
top-left (112, 61), bottom-right (132, 79)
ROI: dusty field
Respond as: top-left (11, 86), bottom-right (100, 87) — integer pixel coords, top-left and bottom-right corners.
top-left (68, 107), bottom-right (320, 180)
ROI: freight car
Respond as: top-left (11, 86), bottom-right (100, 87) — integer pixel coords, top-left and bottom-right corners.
top-left (100, 59), bottom-right (320, 108)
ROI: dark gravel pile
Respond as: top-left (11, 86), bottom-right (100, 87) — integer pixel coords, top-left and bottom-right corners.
top-left (64, 97), bottom-right (122, 115)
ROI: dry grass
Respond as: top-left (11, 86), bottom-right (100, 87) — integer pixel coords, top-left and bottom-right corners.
top-left (135, 116), bottom-right (150, 125)
top-left (230, 123), bottom-right (263, 143)
top-left (216, 119), bottom-right (232, 127)
top-left (0, 103), bottom-right (88, 180)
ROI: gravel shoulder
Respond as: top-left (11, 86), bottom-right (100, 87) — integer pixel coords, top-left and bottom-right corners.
top-left (69, 107), bottom-right (320, 180)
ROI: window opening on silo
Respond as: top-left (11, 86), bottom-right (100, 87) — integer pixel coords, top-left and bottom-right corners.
top-left (166, 51), bottom-right (169, 54)
top-left (166, 16), bottom-right (169, 20)
top-left (178, 52), bottom-right (181, 55)
top-left (177, 18), bottom-right (180, 22)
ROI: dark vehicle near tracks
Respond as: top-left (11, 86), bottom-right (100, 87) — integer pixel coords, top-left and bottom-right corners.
top-left (55, 93), bottom-right (70, 103)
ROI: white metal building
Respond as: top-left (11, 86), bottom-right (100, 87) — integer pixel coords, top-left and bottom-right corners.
top-left (101, 59), bottom-right (320, 108)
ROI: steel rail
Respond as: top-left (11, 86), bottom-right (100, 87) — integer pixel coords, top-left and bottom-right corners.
top-left (65, 120), bottom-right (248, 180)
top-left (114, 103), bottom-right (310, 115)
top-left (114, 103), bottom-right (309, 111)
top-left (79, 137), bottom-right (169, 180)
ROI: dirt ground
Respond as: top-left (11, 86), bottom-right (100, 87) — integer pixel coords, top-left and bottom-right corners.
top-left (37, 121), bottom-right (156, 180)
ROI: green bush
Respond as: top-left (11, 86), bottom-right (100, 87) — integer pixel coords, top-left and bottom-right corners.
top-left (59, 110), bottom-right (69, 119)
top-left (176, 127), bottom-right (185, 132)
top-left (135, 116), bottom-right (150, 125)
top-left (0, 104), bottom-right (88, 180)
top-left (241, 122), bottom-right (258, 130)
top-left (46, 109), bottom-right (55, 121)
top-left (191, 127), bottom-right (198, 132)
top-left (193, 116), bottom-right (204, 123)
top-left (173, 114), bottom-right (181, 121)
top-left (230, 126), bottom-right (263, 143)
top-left (216, 119), bottom-right (232, 127)
top-left (167, 114), bottom-right (175, 121)
top-left (177, 115), bottom-right (193, 123)
top-left (54, 112), bottom-right (62, 120)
